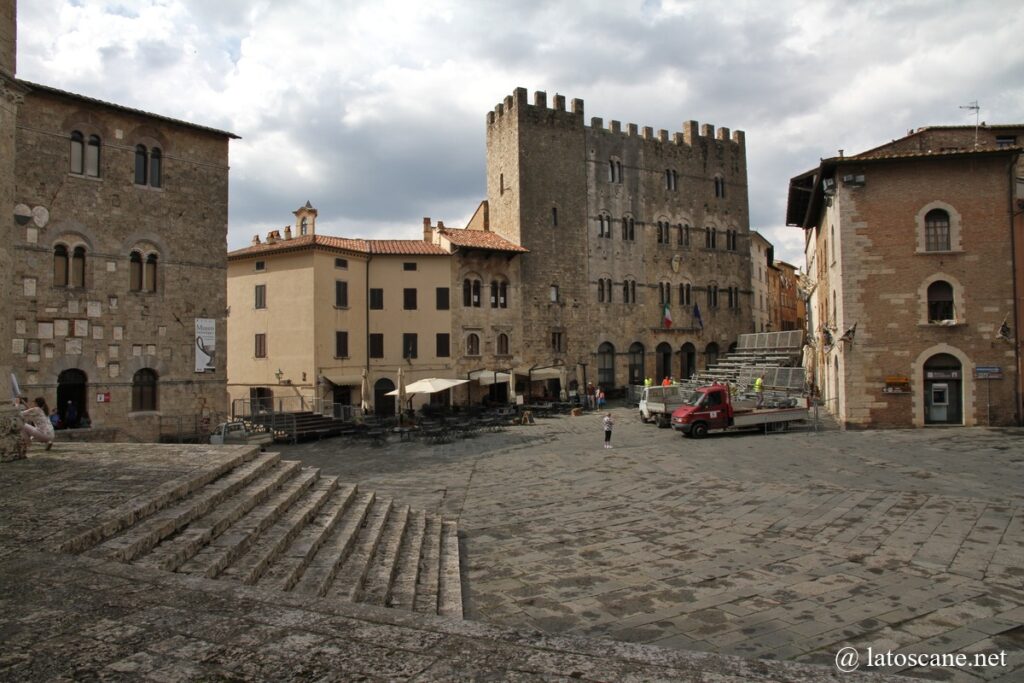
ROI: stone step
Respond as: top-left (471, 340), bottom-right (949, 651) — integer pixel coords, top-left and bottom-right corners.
top-left (133, 460), bottom-right (303, 573)
top-left (57, 446), bottom-right (263, 555)
top-left (85, 451), bottom-right (283, 563)
top-left (387, 509), bottom-right (426, 611)
top-left (413, 514), bottom-right (442, 615)
top-left (220, 476), bottom-right (339, 585)
top-left (290, 491), bottom-right (375, 597)
top-left (361, 504), bottom-right (411, 607)
top-left (438, 520), bottom-right (464, 618)
top-left (257, 484), bottom-right (358, 593)
top-left (325, 497), bottom-right (394, 602)
top-left (177, 466), bottom-right (320, 579)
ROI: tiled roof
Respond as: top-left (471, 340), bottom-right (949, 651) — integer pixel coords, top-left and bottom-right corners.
top-left (228, 234), bottom-right (447, 259)
top-left (367, 240), bottom-right (448, 255)
top-left (19, 79), bottom-right (239, 139)
top-left (852, 147), bottom-right (1022, 161)
top-left (439, 228), bottom-right (529, 253)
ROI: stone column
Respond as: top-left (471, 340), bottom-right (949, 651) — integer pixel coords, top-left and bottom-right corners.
top-left (1, 73), bottom-right (26, 461)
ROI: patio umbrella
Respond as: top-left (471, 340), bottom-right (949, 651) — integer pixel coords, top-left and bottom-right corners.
top-left (360, 368), bottom-right (370, 414)
top-left (396, 367), bottom-right (404, 420)
top-left (402, 377), bottom-right (469, 394)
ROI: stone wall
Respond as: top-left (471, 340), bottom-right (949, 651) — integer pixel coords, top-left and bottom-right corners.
top-left (10, 86), bottom-right (231, 441)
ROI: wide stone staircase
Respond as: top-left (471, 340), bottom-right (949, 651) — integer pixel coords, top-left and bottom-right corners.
top-left (57, 447), bottom-right (463, 618)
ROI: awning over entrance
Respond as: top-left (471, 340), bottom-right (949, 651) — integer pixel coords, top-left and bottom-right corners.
top-left (528, 367), bottom-right (564, 381)
top-left (320, 371), bottom-right (363, 386)
top-left (469, 370), bottom-right (511, 386)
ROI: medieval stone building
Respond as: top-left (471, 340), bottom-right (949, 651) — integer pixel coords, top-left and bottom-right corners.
top-left (485, 88), bottom-right (753, 390)
top-left (2, 0), bottom-right (236, 442)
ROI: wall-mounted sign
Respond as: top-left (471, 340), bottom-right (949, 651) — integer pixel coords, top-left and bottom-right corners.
top-left (925, 370), bottom-right (960, 380)
top-left (883, 375), bottom-right (910, 394)
top-left (195, 318), bottom-right (216, 373)
top-left (975, 366), bottom-right (1003, 380)
top-left (96, 392), bottom-right (111, 403)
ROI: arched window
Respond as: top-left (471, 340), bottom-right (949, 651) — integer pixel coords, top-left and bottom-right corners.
top-left (550, 284), bottom-right (560, 303)
top-left (130, 252), bottom-right (143, 291)
top-left (53, 245), bottom-right (69, 287)
top-left (598, 279), bottom-right (605, 303)
top-left (678, 224), bottom-right (689, 247)
top-left (925, 209), bottom-right (951, 252)
top-left (680, 342), bottom-right (696, 379)
top-left (466, 333), bottom-right (480, 356)
top-left (300, 217), bottom-right (308, 235)
top-left (491, 280), bottom-right (499, 308)
top-left (463, 278), bottom-right (471, 307)
top-left (149, 148), bottom-right (162, 188)
top-left (472, 279), bottom-right (481, 307)
top-left (927, 281), bottom-right (955, 322)
top-left (135, 145), bottom-right (148, 185)
top-left (628, 342), bottom-right (645, 385)
top-left (144, 254), bottom-right (158, 292)
top-left (656, 342), bottom-right (673, 382)
top-left (86, 134), bottom-right (101, 177)
top-left (71, 246), bottom-right (86, 288)
top-left (679, 283), bottom-right (691, 306)
top-left (497, 333), bottom-right (509, 356)
top-left (70, 131), bottom-right (84, 174)
top-left (132, 368), bottom-right (158, 411)
top-left (707, 284), bottom-right (719, 308)
top-left (498, 281), bottom-right (508, 308)
top-left (598, 342), bottom-right (615, 387)
top-left (551, 206), bottom-right (558, 227)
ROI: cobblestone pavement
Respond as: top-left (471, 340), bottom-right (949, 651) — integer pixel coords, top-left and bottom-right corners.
top-left (280, 408), bottom-right (1024, 681)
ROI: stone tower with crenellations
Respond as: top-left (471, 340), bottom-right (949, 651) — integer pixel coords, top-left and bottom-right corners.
top-left (485, 87), bottom-right (752, 388)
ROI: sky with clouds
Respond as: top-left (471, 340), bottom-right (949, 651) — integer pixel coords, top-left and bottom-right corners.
top-left (15, 0), bottom-right (1024, 267)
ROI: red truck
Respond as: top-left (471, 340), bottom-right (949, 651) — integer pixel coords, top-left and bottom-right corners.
top-left (670, 383), bottom-right (808, 438)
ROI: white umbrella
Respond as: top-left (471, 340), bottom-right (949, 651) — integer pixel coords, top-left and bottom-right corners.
top-left (469, 370), bottom-right (511, 386)
top-left (396, 367), bottom-right (404, 419)
top-left (360, 368), bottom-right (370, 414)
top-left (404, 377), bottom-right (469, 394)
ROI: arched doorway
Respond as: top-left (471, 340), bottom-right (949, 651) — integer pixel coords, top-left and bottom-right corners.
top-left (628, 342), bottom-right (645, 385)
top-left (655, 342), bottom-right (672, 382)
top-left (680, 343), bottom-right (696, 379)
top-left (924, 353), bottom-right (963, 424)
top-left (374, 378), bottom-right (395, 417)
top-left (704, 342), bottom-right (719, 370)
top-left (57, 369), bottom-right (87, 428)
top-left (597, 342), bottom-right (615, 389)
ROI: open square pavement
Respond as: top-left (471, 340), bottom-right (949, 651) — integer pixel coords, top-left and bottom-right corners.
top-left (280, 406), bottom-right (1024, 681)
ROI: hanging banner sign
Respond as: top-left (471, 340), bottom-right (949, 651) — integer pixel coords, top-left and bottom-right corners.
top-left (195, 318), bottom-right (216, 373)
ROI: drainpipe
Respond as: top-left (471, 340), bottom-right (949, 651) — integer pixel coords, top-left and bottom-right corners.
top-left (365, 253), bottom-right (372, 413)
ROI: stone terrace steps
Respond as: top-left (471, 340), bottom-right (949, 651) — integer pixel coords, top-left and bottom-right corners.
top-left (65, 453), bottom-right (463, 618)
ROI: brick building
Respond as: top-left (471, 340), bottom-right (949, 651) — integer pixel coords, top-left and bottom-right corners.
top-left (485, 88), bottom-right (753, 390)
top-left (788, 125), bottom-right (1022, 427)
top-left (749, 231), bottom-right (773, 333)
top-left (3, 0), bottom-right (237, 442)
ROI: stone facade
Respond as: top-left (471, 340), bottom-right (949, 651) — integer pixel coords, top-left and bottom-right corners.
top-left (8, 77), bottom-right (235, 442)
top-left (788, 127), bottom-right (1022, 428)
top-left (485, 88), bottom-right (753, 388)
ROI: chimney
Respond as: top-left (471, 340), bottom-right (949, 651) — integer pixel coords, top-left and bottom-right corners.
top-left (437, 220), bottom-right (445, 229)
top-left (422, 217), bottom-right (432, 242)
top-left (838, 149), bottom-right (844, 158)
top-left (252, 234), bottom-right (261, 246)
top-left (266, 230), bottom-right (279, 244)
top-left (284, 226), bottom-right (292, 240)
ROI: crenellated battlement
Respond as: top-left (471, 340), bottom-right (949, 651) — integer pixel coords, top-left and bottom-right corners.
top-left (486, 87), bottom-right (745, 149)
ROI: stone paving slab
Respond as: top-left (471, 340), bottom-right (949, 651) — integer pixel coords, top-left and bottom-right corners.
top-left (281, 409), bottom-right (1024, 680)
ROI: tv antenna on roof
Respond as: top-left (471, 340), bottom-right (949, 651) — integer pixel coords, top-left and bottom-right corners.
top-left (959, 100), bottom-right (980, 149)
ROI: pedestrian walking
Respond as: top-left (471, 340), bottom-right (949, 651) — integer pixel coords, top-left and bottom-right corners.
top-left (602, 412), bottom-right (613, 449)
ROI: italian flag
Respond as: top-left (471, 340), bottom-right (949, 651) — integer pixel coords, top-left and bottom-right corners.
top-left (662, 303), bottom-right (672, 329)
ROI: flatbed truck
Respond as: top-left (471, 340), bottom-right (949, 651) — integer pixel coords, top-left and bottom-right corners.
top-left (671, 383), bottom-right (808, 437)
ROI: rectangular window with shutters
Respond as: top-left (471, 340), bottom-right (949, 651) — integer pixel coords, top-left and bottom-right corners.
top-left (402, 333), bottom-right (418, 359)
top-left (335, 280), bottom-right (348, 308)
top-left (403, 288), bottom-right (417, 310)
top-left (369, 288), bottom-right (384, 310)
top-left (436, 287), bottom-right (450, 310)
top-left (369, 333), bottom-right (384, 358)
top-left (436, 333), bottom-right (450, 358)
top-left (254, 333), bottom-right (266, 358)
top-left (403, 262), bottom-right (417, 271)
top-left (335, 331), bottom-right (348, 358)
top-left (254, 284), bottom-right (266, 309)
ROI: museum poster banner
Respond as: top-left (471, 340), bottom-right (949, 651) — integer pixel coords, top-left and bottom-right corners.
top-left (195, 318), bottom-right (216, 373)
